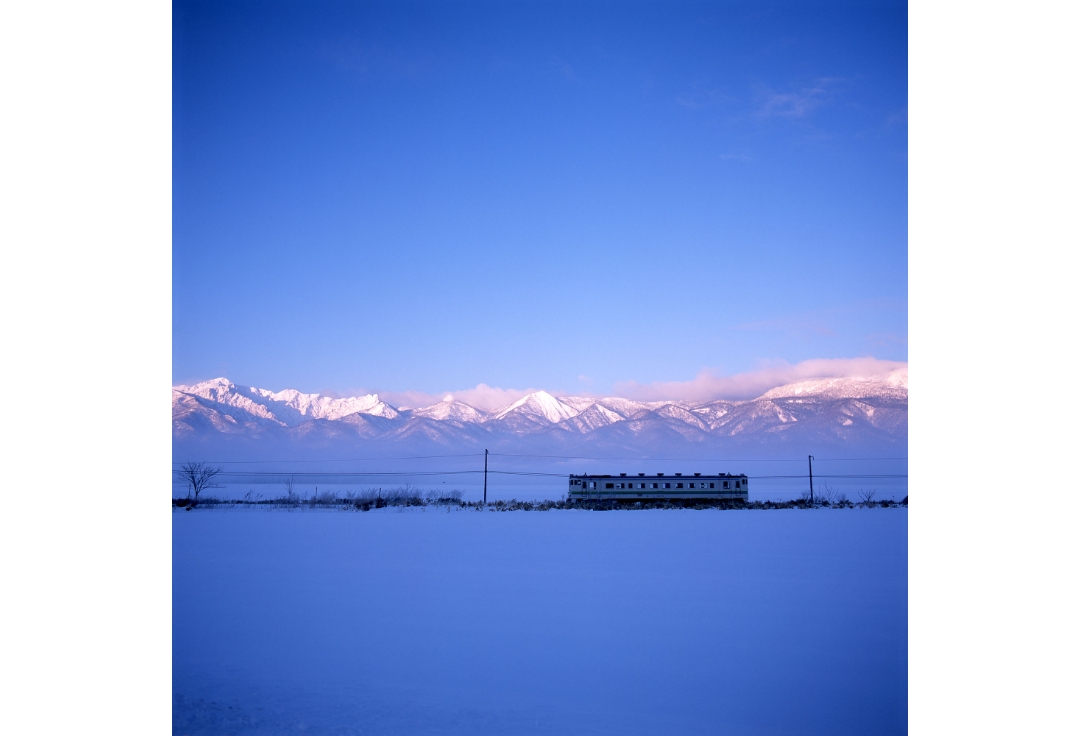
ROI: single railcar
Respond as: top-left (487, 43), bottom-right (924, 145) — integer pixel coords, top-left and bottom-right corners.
top-left (568, 472), bottom-right (749, 503)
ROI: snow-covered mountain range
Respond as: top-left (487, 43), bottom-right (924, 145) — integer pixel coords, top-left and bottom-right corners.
top-left (174, 370), bottom-right (907, 459)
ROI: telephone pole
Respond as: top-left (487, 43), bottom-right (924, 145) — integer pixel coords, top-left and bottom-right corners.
top-left (808, 455), bottom-right (814, 504)
top-left (483, 448), bottom-right (488, 505)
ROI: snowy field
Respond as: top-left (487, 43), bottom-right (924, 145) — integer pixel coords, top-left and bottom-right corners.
top-left (174, 507), bottom-right (907, 735)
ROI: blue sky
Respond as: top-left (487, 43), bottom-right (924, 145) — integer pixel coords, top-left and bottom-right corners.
top-left (174, 0), bottom-right (907, 402)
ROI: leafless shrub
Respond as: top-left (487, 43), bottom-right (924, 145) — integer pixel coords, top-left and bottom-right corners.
top-left (816, 483), bottom-right (840, 505)
top-left (425, 488), bottom-right (465, 504)
top-left (313, 489), bottom-right (337, 505)
top-left (352, 486), bottom-right (425, 507)
top-left (281, 475), bottom-right (298, 501)
top-left (175, 462), bottom-right (223, 505)
top-left (858, 489), bottom-right (877, 504)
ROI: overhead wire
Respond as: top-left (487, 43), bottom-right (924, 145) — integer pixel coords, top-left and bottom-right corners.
top-left (172, 453), bottom-right (486, 465)
top-left (185, 469), bottom-right (906, 480)
top-left (174, 453), bottom-right (906, 465)
top-left (488, 453), bottom-right (906, 462)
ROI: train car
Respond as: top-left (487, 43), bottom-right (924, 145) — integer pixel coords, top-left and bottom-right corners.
top-left (568, 472), bottom-right (749, 503)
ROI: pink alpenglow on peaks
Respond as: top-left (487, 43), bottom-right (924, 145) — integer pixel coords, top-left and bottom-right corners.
top-left (173, 360), bottom-right (908, 454)
top-left (614, 358), bottom-right (908, 402)
top-left (494, 391), bottom-right (581, 424)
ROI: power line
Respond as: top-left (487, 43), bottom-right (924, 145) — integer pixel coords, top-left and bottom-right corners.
top-left (173, 453), bottom-right (906, 466)
top-left (206, 470), bottom-right (483, 478)
top-left (177, 469), bottom-right (906, 480)
top-left (493, 471), bottom-right (907, 479)
top-left (171, 453), bottom-right (486, 465)
top-left (488, 453), bottom-right (906, 462)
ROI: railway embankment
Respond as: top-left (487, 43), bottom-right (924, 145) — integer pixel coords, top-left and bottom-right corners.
top-left (173, 494), bottom-right (908, 512)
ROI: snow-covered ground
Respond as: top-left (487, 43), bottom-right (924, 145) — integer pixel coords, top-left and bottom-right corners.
top-left (174, 507), bottom-right (907, 735)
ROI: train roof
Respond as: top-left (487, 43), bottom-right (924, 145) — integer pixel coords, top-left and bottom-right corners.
top-left (568, 472), bottom-right (747, 478)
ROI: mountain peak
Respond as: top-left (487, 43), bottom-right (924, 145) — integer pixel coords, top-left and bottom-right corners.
top-left (177, 376), bottom-right (233, 391)
top-left (413, 399), bottom-right (485, 423)
top-left (757, 373), bottom-right (908, 401)
top-left (494, 390), bottom-right (580, 423)
top-left (173, 375), bottom-right (906, 450)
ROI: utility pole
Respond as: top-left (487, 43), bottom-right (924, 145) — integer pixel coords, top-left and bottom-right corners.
top-left (483, 449), bottom-right (488, 505)
top-left (808, 455), bottom-right (814, 504)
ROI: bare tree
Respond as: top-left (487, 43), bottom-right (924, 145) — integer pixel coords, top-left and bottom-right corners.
top-left (282, 475), bottom-right (298, 503)
top-left (858, 488), bottom-right (877, 505)
top-left (176, 462), bottom-right (223, 505)
top-left (816, 482), bottom-right (839, 505)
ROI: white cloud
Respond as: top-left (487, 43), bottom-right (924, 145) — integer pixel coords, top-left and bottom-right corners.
top-left (755, 77), bottom-right (845, 119)
top-left (332, 357), bottom-right (908, 412)
top-left (613, 357), bottom-right (908, 402)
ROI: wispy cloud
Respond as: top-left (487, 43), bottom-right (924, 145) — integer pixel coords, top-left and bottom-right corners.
top-left (321, 356), bottom-right (907, 411)
top-left (883, 108), bottom-right (907, 128)
top-left (614, 357), bottom-right (907, 402)
top-left (866, 332), bottom-right (907, 348)
top-left (319, 41), bottom-right (433, 83)
top-left (675, 86), bottom-right (735, 110)
top-left (735, 300), bottom-right (904, 340)
top-left (736, 314), bottom-right (838, 337)
top-left (755, 77), bottom-right (844, 119)
top-left (550, 55), bottom-right (582, 83)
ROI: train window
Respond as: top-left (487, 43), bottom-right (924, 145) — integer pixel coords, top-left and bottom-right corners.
top-left (676, 483), bottom-right (683, 489)
top-left (735, 481), bottom-right (740, 488)
top-left (651, 483), bottom-right (658, 489)
top-left (709, 482), bottom-right (715, 488)
top-left (590, 482), bottom-right (596, 489)
top-left (605, 483), bottom-right (614, 489)
top-left (723, 481), bottom-right (730, 489)
top-left (663, 483), bottom-right (671, 489)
